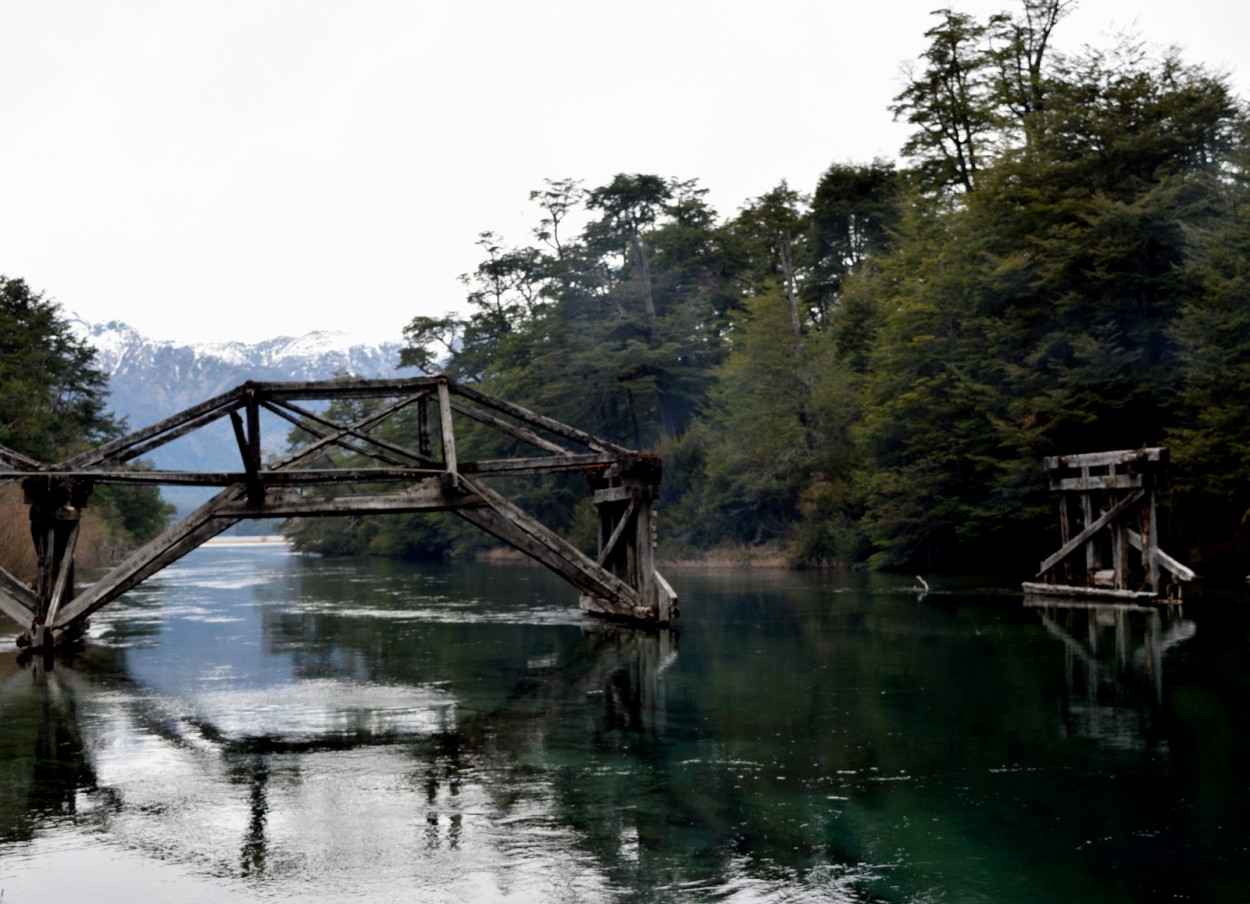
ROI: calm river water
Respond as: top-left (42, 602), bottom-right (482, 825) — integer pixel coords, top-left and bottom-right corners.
top-left (1, 542), bottom-right (1248, 902)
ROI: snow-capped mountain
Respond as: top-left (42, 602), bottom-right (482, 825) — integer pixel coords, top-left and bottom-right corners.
top-left (80, 319), bottom-right (410, 425)
top-left (74, 319), bottom-right (415, 512)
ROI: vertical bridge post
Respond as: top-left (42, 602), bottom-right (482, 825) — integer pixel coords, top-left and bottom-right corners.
top-left (583, 456), bottom-right (677, 623)
top-left (23, 475), bottom-right (92, 650)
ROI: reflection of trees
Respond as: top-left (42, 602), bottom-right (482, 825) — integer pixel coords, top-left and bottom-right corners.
top-left (495, 626), bottom-right (683, 869)
top-left (9, 555), bottom-right (1243, 902)
top-left (15, 564), bottom-right (1203, 902)
top-left (0, 653), bottom-right (100, 842)
top-left (0, 617), bottom-right (697, 897)
top-left (203, 620), bottom-right (693, 895)
top-left (409, 623), bottom-right (682, 870)
top-left (235, 755), bottom-right (269, 876)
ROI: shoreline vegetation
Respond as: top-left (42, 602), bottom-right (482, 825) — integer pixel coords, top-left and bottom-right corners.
top-left (280, 2), bottom-right (1250, 579)
top-left (0, 486), bottom-right (130, 585)
top-left (474, 543), bottom-right (794, 570)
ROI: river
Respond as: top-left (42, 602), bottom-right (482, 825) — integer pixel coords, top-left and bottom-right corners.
top-left (0, 542), bottom-right (1247, 902)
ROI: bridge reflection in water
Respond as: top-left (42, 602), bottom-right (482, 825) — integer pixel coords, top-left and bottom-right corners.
top-left (0, 617), bottom-right (677, 898)
top-left (3, 556), bottom-right (1247, 902)
top-left (1026, 596), bottom-right (1196, 751)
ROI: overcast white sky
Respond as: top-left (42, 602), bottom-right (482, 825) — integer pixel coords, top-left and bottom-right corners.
top-left (3, 1), bottom-right (1247, 345)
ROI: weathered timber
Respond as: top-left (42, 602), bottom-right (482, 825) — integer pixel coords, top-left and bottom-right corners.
top-left (31, 468), bottom-right (446, 487)
top-left (51, 485), bottom-right (246, 630)
top-left (455, 474), bottom-right (642, 613)
top-left (1022, 581), bottom-right (1156, 602)
top-left (19, 475), bottom-right (92, 648)
top-left (437, 377), bottom-right (457, 479)
top-left (448, 397), bottom-right (571, 456)
top-left (120, 403), bottom-right (242, 463)
top-left (61, 387), bottom-right (246, 468)
top-left (263, 392), bottom-right (439, 468)
top-left (210, 477), bottom-right (483, 517)
top-left (37, 519), bottom-right (81, 648)
top-left (1028, 447), bottom-right (1193, 602)
top-left (597, 498), bottom-right (637, 567)
top-left (1036, 489), bottom-right (1146, 577)
top-left (581, 454), bottom-right (676, 622)
top-left (0, 446), bottom-right (41, 471)
top-left (1127, 530), bottom-right (1196, 583)
top-left (0, 375), bottom-right (677, 649)
top-left (0, 567), bottom-right (35, 627)
top-left (452, 381), bottom-right (632, 455)
top-left (1044, 448), bottom-right (1167, 470)
top-left (459, 453), bottom-right (625, 476)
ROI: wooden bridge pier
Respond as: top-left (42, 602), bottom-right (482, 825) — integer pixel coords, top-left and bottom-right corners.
top-left (0, 376), bottom-right (678, 652)
top-left (22, 476), bottom-right (93, 650)
top-left (582, 456), bottom-right (675, 624)
top-left (1023, 448), bottom-right (1195, 602)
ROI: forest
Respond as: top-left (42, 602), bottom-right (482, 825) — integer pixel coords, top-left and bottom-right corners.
top-left (294, 2), bottom-right (1250, 579)
top-left (287, 1), bottom-right (1250, 580)
top-left (3, 2), bottom-right (1245, 587)
top-left (0, 277), bottom-right (173, 579)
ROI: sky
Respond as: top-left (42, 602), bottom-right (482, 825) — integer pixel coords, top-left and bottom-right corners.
top-left (3, 1), bottom-right (1248, 346)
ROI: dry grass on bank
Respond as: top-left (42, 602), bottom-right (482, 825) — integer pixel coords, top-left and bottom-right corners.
top-left (472, 546), bottom-right (533, 564)
top-left (0, 485), bottom-right (129, 586)
top-left (472, 541), bottom-right (793, 570)
top-left (657, 543), bottom-right (790, 569)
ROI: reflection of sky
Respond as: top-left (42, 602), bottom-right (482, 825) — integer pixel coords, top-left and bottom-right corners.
top-left (9, 552), bottom-right (1237, 902)
top-left (86, 544), bottom-right (469, 744)
top-left (91, 544), bottom-right (303, 696)
top-left (6, 690), bottom-right (619, 903)
top-left (5, 545), bottom-right (627, 901)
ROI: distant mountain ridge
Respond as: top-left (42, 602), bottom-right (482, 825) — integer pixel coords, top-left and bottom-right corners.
top-left (78, 319), bottom-right (411, 427)
top-left (72, 318), bottom-right (414, 512)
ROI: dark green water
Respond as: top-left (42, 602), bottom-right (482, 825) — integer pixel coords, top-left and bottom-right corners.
top-left (1, 543), bottom-right (1247, 902)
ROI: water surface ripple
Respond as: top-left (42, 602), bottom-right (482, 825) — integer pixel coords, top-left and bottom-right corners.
top-left (1, 545), bottom-right (1246, 902)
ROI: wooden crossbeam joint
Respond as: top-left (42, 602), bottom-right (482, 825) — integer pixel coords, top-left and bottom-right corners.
top-left (230, 409), bottom-right (264, 506)
top-left (1036, 488), bottom-right (1145, 578)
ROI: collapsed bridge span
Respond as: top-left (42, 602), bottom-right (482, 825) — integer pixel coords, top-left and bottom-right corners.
top-left (0, 376), bottom-right (678, 651)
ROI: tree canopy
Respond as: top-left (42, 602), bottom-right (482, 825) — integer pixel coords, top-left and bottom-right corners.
top-left (0, 276), bottom-right (173, 559)
top-left (293, 0), bottom-right (1250, 578)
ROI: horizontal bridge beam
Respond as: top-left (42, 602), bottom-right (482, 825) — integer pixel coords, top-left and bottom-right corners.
top-left (1043, 448), bottom-right (1167, 471)
top-left (211, 482), bottom-right (485, 517)
top-left (0, 454), bottom-right (641, 486)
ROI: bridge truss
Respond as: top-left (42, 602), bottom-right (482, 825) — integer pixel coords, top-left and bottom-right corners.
top-left (0, 376), bottom-right (677, 650)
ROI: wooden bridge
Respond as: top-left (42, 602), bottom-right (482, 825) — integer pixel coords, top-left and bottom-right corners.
top-left (0, 376), bottom-right (678, 651)
top-left (1023, 448), bottom-right (1195, 602)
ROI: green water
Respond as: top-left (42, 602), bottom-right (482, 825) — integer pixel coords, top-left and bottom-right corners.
top-left (0, 544), bottom-right (1246, 902)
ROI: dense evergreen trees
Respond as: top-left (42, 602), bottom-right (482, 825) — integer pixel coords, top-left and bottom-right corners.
top-left (0, 277), bottom-right (173, 563)
top-left (0, 277), bottom-right (118, 460)
top-left (296, 0), bottom-right (1250, 576)
top-left (1169, 129), bottom-right (1250, 573)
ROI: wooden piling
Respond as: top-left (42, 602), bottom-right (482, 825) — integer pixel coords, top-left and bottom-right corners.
top-left (1025, 448), bottom-right (1194, 602)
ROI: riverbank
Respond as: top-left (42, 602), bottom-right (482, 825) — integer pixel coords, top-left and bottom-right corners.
top-left (473, 540), bottom-right (794, 569)
top-left (202, 535), bottom-right (292, 547)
